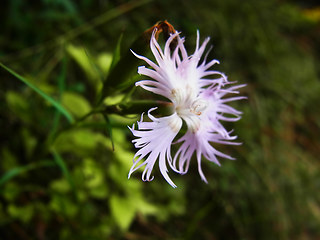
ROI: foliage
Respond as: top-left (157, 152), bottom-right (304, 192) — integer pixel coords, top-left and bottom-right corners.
top-left (1, 0), bottom-right (320, 239)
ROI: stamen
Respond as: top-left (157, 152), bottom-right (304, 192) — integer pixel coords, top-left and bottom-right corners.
top-left (190, 99), bottom-right (208, 115)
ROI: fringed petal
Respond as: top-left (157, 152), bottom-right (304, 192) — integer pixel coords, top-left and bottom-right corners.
top-left (128, 110), bottom-right (182, 188)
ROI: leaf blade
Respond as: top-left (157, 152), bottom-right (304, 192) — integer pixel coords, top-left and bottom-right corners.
top-left (0, 161), bottom-right (55, 187)
top-left (51, 149), bottom-right (76, 194)
top-left (0, 62), bottom-right (74, 123)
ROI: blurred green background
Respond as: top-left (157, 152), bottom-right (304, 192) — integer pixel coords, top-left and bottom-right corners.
top-left (1, 0), bottom-right (320, 239)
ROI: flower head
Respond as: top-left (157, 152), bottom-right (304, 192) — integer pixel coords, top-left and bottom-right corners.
top-left (129, 29), bottom-right (245, 187)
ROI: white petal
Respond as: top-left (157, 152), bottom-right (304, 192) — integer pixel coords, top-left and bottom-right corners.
top-left (128, 111), bottom-right (182, 188)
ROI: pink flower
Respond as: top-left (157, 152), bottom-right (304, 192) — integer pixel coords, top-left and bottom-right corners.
top-left (128, 29), bottom-right (245, 187)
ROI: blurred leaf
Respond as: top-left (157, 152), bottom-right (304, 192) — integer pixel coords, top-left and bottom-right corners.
top-left (22, 128), bottom-right (37, 158)
top-left (103, 114), bottom-right (114, 151)
top-left (52, 150), bottom-right (76, 194)
top-left (98, 216), bottom-right (113, 237)
top-left (48, 56), bottom-right (67, 144)
top-left (53, 129), bottom-right (111, 156)
top-left (5, 91), bottom-right (30, 122)
top-left (109, 34), bottom-right (123, 71)
top-left (88, 184), bottom-right (108, 199)
top-left (66, 44), bottom-right (95, 78)
top-left (2, 182), bottom-right (20, 201)
top-left (98, 27), bottom-right (153, 101)
top-left (108, 129), bottom-right (160, 220)
top-left (110, 195), bottom-right (136, 231)
top-left (58, 54), bottom-right (67, 93)
top-left (1, 148), bottom-right (18, 171)
top-left (108, 129), bottom-right (135, 187)
top-left (49, 195), bottom-right (78, 218)
top-left (96, 53), bottom-right (113, 76)
top-left (0, 160), bottom-right (55, 187)
top-left (61, 91), bottom-right (91, 118)
top-left (50, 178), bottom-right (70, 193)
top-left (308, 199), bottom-right (320, 221)
top-left (84, 48), bottom-right (106, 84)
top-left (303, 7), bottom-right (320, 23)
top-left (0, 62), bottom-right (74, 123)
top-left (55, 0), bottom-right (77, 14)
top-left (82, 158), bottom-right (108, 199)
top-left (66, 44), bottom-right (102, 91)
top-left (0, 167), bottom-right (26, 187)
top-left (103, 93), bottom-right (126, 105)
top-left (8, 204), bottom-right (34, 223)
top-left (82, 159), bottom-right (104, 188)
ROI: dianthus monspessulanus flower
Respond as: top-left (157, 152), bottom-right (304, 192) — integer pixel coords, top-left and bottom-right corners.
top-left (128, 28), bottom-right (245, 188)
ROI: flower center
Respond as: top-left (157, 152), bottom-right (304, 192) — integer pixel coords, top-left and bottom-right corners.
top-left (171, 87), bottom-right (208, 132)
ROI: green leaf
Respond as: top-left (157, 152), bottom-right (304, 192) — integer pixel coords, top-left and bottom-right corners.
top-left (99, 25), bottom-right (154, 101)
top-left (84, 48), bottom-right (106, 84)
top-left (66, 44), bottom-right (101, 89)
top-left (58, 54), bottom-right (67, 93)
top-left (0, 62), bottom-right (74, 123)
top-left (110, 195), bottom-right (136, 231)
top-left (48, 56), bottom-right (67, 144)
top-left (51, 150), bottom-right (76, 194)
top-left (50, 178), bottom-right (70, 193)
top-left (96, 53), bottom-right (113, 76)
top-left (82, 158), bottom-right (108, 199)
top-left (21, 128), bottom-right (37, 159)
top-left (49, 195), bottom-right (78, 218)
top-left (1, 148), bottom-right (18, 171)
top-left (61, 92), bottom-right (91, 118)
top-left (103, 114), bottom-right (114, 151)
top-left (5, 91), bottom-right (31, 123)
top-left (109, 34), bottom-right (123, 71)
top-left (0, 160), bottom-right (55, 187)
top-left (66, 44), bottom-right (96, 79)
top-left (2, 182), bottom-right (20, 201)
top-left (8, 204), bottom-right (34, 223)
top-left (52, 129), bottom-right (111, 156)
top-left (0, 168), bottom-right (26, 187)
